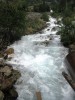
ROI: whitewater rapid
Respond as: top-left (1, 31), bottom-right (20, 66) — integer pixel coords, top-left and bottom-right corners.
top-left (7, 17), bottom-right (75, 100)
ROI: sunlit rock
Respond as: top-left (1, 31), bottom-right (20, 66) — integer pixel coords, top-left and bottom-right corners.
top-left (5, 48), bottom-right (14, 55)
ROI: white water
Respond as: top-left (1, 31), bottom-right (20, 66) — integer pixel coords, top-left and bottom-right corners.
top-left (8, 17), bottom-right (75, 100)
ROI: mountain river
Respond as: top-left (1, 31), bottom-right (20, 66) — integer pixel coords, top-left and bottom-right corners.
top-left (7, 17), bottom-right (75, 100)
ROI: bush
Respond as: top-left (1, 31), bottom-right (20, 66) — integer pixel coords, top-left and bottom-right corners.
top-left (25, 16), bottom-right (45, 34)
top-left (60, 22), bottom-right (75, 46)
top-left (0, 0), bottom-right (26, 43)
top-left (41, 13), bottom-right (49, 21)
top-left (33, 3), bottom-right (50, 12)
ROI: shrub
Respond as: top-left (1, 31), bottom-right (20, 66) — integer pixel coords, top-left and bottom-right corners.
top-left (33, 3), bottom-right (50, 12)
top-left (41, 13), bottom-right (49, 21)
top-left (0, 0), bottom-right (26, 43)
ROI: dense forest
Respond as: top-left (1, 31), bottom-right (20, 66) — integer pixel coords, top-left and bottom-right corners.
top-left (0, 0), bottom-right (75, 50)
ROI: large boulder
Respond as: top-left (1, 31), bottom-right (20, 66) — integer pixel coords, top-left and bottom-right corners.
top-left (0, 91), bottom-right (4, 100)
top-left (5, 48), bottom-right (14, 55)
top-left (0, 65), bottom-right (21, 90)
top-left (66, 52), bottom-right (75, 81)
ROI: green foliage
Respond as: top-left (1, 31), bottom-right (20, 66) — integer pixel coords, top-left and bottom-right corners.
top-left (41, 13), bottom-right (49, 21)
top-left (59, 16), bottom-right (75, 46)
top-left (26, 17), bottom-right (45, 34)
top-left (33, 3), bottom-right (50, 12)
top-left (0, 0), bottom-right (26, 43)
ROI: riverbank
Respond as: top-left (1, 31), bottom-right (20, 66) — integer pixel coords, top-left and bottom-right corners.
top-left (0, 48), bottom-right (21, 100)
top-left (0, 12), bottom-right (49, 99)
top-left (0, 12), bottom-right (49, 53)
top-left (65, 44), bottom-right (75, 81)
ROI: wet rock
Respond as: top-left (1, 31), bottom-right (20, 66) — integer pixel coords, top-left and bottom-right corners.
top-left (0, 66), bottom-right (12, 77)
top-left (3, 54), bottom-right (8, 60)
top-left (51, 26), bottom-right (59, 31)
top-left (69, 44), bottom-right (75, 53)
top-left (0, 91), bottom-right (4, 100)
top-left (5, 48), bottom-right (14, 55)
top-left (4, 87), bottom-right (18, 100)
top-left (9, 87), bottom-right (18, 99)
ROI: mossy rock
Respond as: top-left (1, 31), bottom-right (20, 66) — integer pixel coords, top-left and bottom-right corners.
top-left (5, 48), bottom-right (14, 55)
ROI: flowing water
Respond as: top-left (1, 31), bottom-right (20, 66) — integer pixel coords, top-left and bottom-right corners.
top-left (8, 17), bottom-right (75, 100)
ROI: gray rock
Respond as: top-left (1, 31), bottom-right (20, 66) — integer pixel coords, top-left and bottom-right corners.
top-left (0, 66), bottom-right (12, 77)
top-left (0, 65), bottom-right (21, 90)
top-left (0, 91), bottom-right (4, 100)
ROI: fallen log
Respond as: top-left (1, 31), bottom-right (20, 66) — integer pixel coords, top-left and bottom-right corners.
top-left (62, 71), bottom-right (75, 91)
top-left (36, 92), bottom-right (42, 100)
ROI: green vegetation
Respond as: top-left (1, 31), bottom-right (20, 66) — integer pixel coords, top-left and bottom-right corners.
top-left (41, 13), bottom-right (49, 21)
top-left (51, 0), bottom-right (75, 46)
top-left (60, 15), bottom-right (75, 46)
top-left (1, 0), bottom-right (75, 48)
top-left (0, 0), bottom-right (26, 44)
top-left (25, 12), bottom-right (47, 34)
top-left (0, 0), bottom-right (50, 51)
top-left (33, 2), bottom-right (50, 12)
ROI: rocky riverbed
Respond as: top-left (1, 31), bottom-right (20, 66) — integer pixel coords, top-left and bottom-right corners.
top-left (0, 48), bottom-right (21, 100)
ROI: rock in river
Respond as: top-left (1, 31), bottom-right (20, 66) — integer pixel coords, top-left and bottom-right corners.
top-left (4, 48), bottom-right (14, 55)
